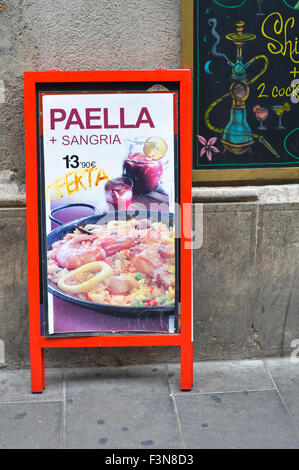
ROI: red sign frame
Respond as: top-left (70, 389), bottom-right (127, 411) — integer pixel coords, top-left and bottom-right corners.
top-left (24, 69), bottom-right (193, 392)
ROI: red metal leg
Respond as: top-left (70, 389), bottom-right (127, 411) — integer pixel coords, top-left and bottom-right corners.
top-left (180, 341), bottom-right (193, 391)
top-left (30, 345), bottom-right (45, 393)
top-left (41, 348), bottom-right (46, 390)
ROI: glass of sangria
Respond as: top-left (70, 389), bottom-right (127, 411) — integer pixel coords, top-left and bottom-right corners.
top-left (104, 176), bottom-right (133, 210)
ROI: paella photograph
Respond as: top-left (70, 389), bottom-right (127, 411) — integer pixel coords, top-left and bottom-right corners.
top-left (40, 90), bottom-right (178, 335)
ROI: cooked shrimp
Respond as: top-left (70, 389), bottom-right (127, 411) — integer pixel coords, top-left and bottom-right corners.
top-left (133, 248), bottom-right (162, 278)
top-left (106, 275), bottom-right (138, 295)
top-left (100, 234), bottom-right (139, 257)
top-left (56, 234), bottom-right (106, 270)
top-left (156, 268), bottom-right (175, 290)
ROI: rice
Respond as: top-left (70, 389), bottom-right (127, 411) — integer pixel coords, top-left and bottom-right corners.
top-left (47, 218), bottom-right (175, 307)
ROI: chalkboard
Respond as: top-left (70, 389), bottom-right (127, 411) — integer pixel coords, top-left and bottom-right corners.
top-left (193, 0), bottom-right (299, 171)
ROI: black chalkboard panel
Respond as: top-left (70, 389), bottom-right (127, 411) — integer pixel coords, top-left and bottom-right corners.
top-left (194, 0), bottom-right (299, 170)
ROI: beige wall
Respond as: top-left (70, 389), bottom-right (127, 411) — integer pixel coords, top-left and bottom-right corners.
top-left (0, 1), bottom-right (298, 368)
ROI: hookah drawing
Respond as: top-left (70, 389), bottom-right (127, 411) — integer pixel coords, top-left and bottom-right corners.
top-left (204, 20), bottom-right (281, 158)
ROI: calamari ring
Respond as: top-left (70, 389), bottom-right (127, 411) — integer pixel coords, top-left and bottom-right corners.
top-left (57, 261), bottom-right (112, 294)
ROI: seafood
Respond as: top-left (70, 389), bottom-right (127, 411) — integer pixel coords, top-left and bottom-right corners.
top-left (133, 248), bottom-right (162, 278)
top-left (100, 234), bottom-right (140, 257)
top-left (106, 275), bottom-right (139, 295)
top-left (55, 235), bottom-right (105, 270)
top-left (158, 242), bottom-right (175, 260)
top-left (58, 261), bottom-right (112, 294)
top-left (48, 218), bottom-right (175, 307)
top-left (156, 268), bottom-right (175, 290)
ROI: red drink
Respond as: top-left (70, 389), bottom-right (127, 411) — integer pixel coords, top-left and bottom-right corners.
top-left (123, 152), bottom-right (163, 193)
top-left (253, 105), bottom-right (268, 131)
top-left (104, 177), bottom-right (133, 210)
top-left (255, 108), bottom-right (268, 121)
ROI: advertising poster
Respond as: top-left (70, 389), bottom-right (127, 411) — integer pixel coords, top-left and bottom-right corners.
top-left (39, 91), bottom-right (178, 335)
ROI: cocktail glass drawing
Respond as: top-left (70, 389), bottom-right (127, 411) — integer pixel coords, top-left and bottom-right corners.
top-left (272, 103), bottom-right (291, 130)
top-left (253, 105), bottom-right (268, 130)
top-left (256, 0), bottom-right (264, 16)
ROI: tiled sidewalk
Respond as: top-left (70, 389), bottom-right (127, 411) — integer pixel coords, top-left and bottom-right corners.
top-left (0, 358), bottom-right (298, 449)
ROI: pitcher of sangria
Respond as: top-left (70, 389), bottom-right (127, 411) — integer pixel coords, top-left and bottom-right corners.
top-left (123, 137), bottom-right (168, 194)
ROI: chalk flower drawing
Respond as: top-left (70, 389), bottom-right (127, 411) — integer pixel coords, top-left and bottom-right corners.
top-left (197, 135), bottom-right (220, 161)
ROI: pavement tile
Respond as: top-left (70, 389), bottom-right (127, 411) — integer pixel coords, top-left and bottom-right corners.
top-left (167, 360), bottom-right (274, 394)
top-left (175, 390), bottom-right (299, 449)
top-left (64, 365), bottom-right (183, 449)
top-left (265, 358), bottom-right (299, 429)
top-left (0, 368), bottom-right (64, 402)
top-left (0, 361), bottom-right (298, 449)
top-left (0, 402), bottom-right (62, 449)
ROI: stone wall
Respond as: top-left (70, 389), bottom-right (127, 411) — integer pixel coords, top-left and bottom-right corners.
top-left (1, 186), bottom-right (299, 368)
top-left (193, 186), bottom-right (299, 362)
top-left (0, 1), bottom-right (298, 368)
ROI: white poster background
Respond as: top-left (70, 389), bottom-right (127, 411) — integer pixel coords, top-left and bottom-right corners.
top-left (41, 92), bottom-right (175, 334)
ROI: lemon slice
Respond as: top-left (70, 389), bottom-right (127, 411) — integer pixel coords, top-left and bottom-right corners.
top-left (144, 137), bottom-right (168, 160)
top-left (283, 102), bottom-right (291, 112)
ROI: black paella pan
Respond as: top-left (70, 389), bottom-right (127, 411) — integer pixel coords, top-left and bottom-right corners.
top-left (47, 203), bottom-right (175, 316)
